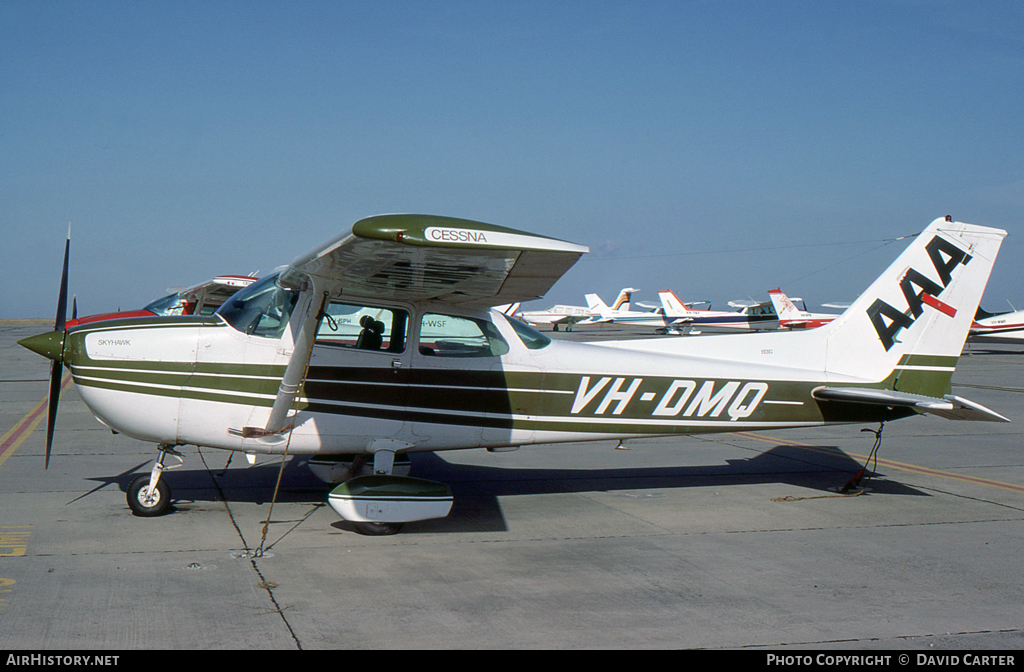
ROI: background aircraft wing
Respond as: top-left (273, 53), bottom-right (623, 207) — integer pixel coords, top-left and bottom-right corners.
top-left (285, 214), bottom-right (589, 308)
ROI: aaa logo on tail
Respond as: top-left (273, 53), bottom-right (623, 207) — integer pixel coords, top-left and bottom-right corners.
top-left (866, 235), bottom-right (972, 351)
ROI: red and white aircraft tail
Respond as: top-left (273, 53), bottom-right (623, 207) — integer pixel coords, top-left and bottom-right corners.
top-left (657, 289), bottom-right (692, 317)
top-left (767, 289), bottom-right (838, 329)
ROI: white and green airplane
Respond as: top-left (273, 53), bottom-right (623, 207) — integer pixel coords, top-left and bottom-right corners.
top-left (19, 214), bottom-right (1010, 535)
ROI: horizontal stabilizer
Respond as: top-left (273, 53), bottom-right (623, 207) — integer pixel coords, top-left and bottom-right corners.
top-left (812, 387), bottom-right (1009, 422)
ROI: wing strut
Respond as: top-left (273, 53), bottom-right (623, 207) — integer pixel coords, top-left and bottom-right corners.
top-left (242, 287), bottom-right (329, 438)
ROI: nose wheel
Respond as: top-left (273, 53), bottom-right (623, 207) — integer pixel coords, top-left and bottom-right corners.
top-left (127, 474), bottom-right (170, 516)
top-left (127, 446), bottom-right (182, 517)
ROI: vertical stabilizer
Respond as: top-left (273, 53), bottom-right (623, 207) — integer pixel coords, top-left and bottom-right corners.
top-left (823, 217), bottom-right (1006, 395)
top-left (767, 289), bottom-right (801, 323)
top-left (658, 290), bottom-right (691, 318)
top-left (611, 287), bottom-right (640, 311)
top-left (585, 294), bottom-right (610, 318)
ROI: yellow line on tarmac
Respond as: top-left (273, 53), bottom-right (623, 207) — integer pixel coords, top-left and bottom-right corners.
top-left (0, 373), bottom-right (72, 470)
top-left (731, 431), bottom-right (1024, 496)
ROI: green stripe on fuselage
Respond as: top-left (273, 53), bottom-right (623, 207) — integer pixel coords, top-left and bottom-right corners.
top-left (68, 348), bottom-right (922, 436)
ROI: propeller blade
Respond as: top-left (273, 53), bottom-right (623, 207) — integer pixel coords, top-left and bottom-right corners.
top-left (45, 361), bottom-right (62, 469)
top-left (54, 224), bottom-right (70, 333)
top-left (46, 224), bottom-right (71, 469)
top-left (72, 295), bottom-right (77, 321)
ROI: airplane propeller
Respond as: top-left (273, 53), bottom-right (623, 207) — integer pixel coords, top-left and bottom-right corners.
top-left (45, 225), bottom-right (72, 468)
top-left (18, 225), bottom-right (71, 469)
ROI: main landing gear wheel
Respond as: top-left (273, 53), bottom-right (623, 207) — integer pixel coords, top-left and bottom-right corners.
top-left (127, 474), bottom-right (170, 517)
top-left (352, 521), bottom-right (405, 536)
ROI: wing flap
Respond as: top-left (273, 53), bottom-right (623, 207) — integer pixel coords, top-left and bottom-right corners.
top-left (812, 387), bottom-right (1009, 422)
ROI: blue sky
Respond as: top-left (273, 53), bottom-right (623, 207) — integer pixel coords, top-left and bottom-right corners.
top-left (3, 1), bottom-right (1022, 318)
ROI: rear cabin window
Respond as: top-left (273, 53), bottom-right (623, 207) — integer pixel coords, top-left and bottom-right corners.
top-left (316, 302), bottom-right (408, 353)
top-left (418, 314), bottom-right (509, 358)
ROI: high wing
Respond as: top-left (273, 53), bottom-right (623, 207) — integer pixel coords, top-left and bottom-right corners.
top-left (283, 214), bottom-right (589, 308)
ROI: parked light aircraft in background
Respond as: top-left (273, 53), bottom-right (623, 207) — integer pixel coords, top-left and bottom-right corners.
top-left (767, 288), bottom-right (841, 329)
top-left (518, 287), bottom-right (637, 331)
top-left (20, 215), bottom-right (1009, 536)
top-left (585, 288), bottom-right (679, 328)
top-left (969, 305), bottom-right (1024, 342)
top-left (516, 302), bottom-right (593, 331)
top-left (67, 274), bottom-right (258, 328)
top-left (657, 290), bottom-right (778, 334)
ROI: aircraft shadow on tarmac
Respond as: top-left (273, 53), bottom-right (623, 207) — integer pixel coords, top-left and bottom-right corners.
top-left (79, 441), bottom-right (927, 534)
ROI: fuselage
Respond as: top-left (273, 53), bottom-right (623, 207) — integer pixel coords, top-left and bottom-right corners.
top-left (54, 294), bottom-right (916, 459)
top-left (519, 304), bottom-right (594, 327)
top-left (970, 309), bottom-right (1024, 341)
top-left (672, 310), bottom-right (780, 331)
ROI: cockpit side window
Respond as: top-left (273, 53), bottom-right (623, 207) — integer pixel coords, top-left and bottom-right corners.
top-left (215, 273), bottom-right (299, 339)
top-left (315, 302), bottom-right (408, 353)
top-left (418, 313), bottom-right (509, 357)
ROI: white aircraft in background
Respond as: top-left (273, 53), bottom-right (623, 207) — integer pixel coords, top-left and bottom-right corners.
top-left (20, 214), bottom-right (1009, 537)
top-left (767, 288), bottom-right (842, 329)
top-left (519, 287), bottom-right (636, 331)
top-left (585, 288), bottom-right (676, 328)
top-left (657, 290), bottom-right (779, 333)
top-left (969, 305), bottom-right (1024, 342)
top-left (517, 303), bottom-right (593, 331)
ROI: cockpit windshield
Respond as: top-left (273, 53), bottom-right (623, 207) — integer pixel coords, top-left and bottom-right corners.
top-left (502, 314), bottom-right (551, 349)
top-left (215, 273), bottom-right (299, 339)
top-left (143, 292), bottom-right (188, 316)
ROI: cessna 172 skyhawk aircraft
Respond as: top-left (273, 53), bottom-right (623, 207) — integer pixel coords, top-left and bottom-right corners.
top-left (19, 214), bottom-right (1010, 535)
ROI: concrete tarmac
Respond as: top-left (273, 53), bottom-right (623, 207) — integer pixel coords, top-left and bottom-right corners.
top-left (1, 323), bottom-right (1023, 650)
